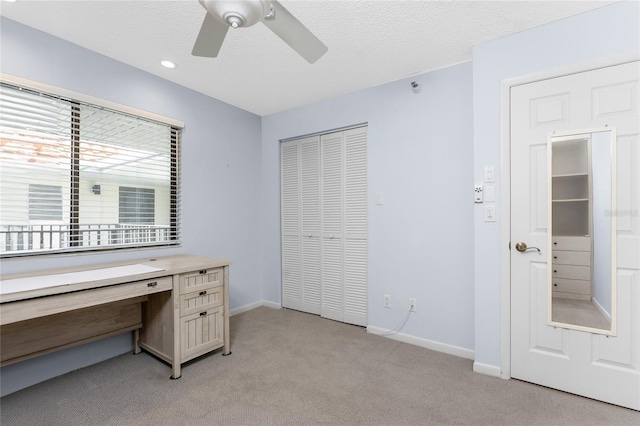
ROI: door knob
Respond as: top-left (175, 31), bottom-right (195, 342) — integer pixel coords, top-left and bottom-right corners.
top-left (515, 242), bottom-right (541, 253)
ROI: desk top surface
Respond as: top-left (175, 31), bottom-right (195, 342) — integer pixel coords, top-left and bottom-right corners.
top-left (0, 255), bottom-right (231, 303)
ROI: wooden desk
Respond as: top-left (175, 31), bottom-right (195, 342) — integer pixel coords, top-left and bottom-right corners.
top-left (0, 255), bottom-right (231, 379)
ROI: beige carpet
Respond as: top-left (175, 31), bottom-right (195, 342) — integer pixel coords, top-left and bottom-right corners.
top-left (552, 297), bottom-right (611, 331)
top-left (1, 307), bottom-right (638, 425)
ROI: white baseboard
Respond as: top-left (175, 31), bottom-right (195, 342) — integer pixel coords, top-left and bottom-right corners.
top-left (366, 326), bottom-right (474, 360)
top-left (592, 297), bottom-right (612, 323)
top-left (230, 300), bottom-right (282, 316)
top-left (473, 362), bottom-right (502, 378)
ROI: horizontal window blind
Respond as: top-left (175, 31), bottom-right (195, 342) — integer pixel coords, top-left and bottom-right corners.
top-left (0, 82), bottom-right (181, 256)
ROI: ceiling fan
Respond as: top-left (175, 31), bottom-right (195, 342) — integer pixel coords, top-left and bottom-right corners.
top-left (192, 0), bottom-right (328, 64)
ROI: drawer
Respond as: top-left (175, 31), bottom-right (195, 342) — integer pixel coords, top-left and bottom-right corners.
top-left (140, 276), bottom-right (173, 294)
top-left (552, 291), bottom-right (590, 301)
top-left (1, 276), bottom-right (172, 326)
top-left (552, 250), bottom-right (590, 266)
top-left (552, 264), bottom-right (590, 281)
top-left (551, 278), bottom-right (590, 295)
top-left (180, 305), bottom-right (224, 362)
top-left (551, 236), bottom-right (590, 251)
top-left (179, 268), bottom-right (223, 294)
top-left (180, 284), bottom-right (223, 317)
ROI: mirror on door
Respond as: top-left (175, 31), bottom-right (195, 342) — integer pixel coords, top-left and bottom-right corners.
top-left (548, 129), bottom-right (616, 335)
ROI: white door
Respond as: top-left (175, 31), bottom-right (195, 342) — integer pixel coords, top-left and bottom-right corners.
top-left (510, 61), bottom-right (640, 410)
top-left (281, 136), bottom-right (321, 314)
top-left (320, 127), bottom-right (368, 326)
top-left (281, 127), bottom-right (368, 327)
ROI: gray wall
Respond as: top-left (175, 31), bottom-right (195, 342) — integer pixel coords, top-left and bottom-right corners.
top-left (0, 17), bottom-right (263, 395)
top-left (472, 0), bottom-right (639, 368)
top-left (262, 63), bottom-right (475, 351)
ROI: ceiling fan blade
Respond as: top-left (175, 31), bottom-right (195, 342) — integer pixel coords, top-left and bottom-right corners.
top-left (192, 13), bottom-right (229, 58)
top-left (262, 1), bottom-right (328, 64)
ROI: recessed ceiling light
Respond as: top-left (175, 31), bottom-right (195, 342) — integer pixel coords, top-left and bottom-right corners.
top-left (160, 60), bottom-right (176, 69)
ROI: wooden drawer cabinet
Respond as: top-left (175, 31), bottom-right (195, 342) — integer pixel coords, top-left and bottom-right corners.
top-left (138, 262), bottom-right (230, 379)
top-left (178, 268), bottom-right (225, 363)
top-left (551, 236), bottom-right (591, 301)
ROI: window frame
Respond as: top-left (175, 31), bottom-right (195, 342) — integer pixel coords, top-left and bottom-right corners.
top-left (0, 74), bottom-right (184, 258)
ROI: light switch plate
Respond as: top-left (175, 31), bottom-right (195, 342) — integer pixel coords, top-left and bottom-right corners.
top-left (484, 166), bottom-right (495, 183)
top-left (484, 185), bottom-right (495, 202)
top-left (484, 204), bottom-right (496, 222)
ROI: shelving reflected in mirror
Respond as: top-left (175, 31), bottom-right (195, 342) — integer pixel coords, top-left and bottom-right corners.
top-left (548, 129), bottom-right (616, 335)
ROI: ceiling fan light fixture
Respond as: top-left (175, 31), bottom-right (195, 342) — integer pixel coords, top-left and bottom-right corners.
top-left (225, 14), bottom-right (244, 28)
top-left (193, 0), bottom-right (328, 63)
top-left (199, 0), bottom-right (272, 28)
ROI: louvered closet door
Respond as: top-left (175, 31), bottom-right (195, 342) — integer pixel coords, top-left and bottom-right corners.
top-left (320, 132), bottom-right (344, 322)
top-left (282, 127), bottom-right (367, 327)
top-left (320, 127), bottom-right (368, 327)
top-left (281, 137), bottom-right (321, 314)
top-left (343, 127), bottom-right (368, 326)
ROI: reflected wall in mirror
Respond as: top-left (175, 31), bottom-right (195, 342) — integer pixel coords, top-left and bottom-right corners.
top-left (548, 129), bottom-right (616, 335)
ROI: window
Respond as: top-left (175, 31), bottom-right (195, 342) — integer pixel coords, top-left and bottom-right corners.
top-left (119, 187), bottom-right (155, 224)
top-left (0, 81), bottom-right (182, 256)
top-left (28, 184), bottom-right (63, 221)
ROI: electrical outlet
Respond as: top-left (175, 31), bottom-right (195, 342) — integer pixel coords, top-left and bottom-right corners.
top-left (409, 298), bottom-right (416, 312)
top-left (384, 294), bottom-right (391, 308)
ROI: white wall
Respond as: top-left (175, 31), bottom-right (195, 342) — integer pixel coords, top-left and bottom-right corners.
top-left (262, 62), bottom-right (475, 352)
top-left (0, 17), bottom-right (263, 395)
top-left (472, 1), bottom-right (639, 368)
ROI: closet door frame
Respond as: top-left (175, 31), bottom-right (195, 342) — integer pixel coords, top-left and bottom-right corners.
top-left (280, 124), bottom-right (368, 326)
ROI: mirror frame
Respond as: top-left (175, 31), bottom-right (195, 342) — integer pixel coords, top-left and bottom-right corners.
top-left (546, 127), bottom-right (617, 336)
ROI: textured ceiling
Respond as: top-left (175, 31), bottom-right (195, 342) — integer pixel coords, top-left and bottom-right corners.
top-left (0, 0), bottom-right (614, 116)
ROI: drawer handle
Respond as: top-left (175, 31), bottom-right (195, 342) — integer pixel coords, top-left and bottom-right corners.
top-left (554, 270), bottom-right (557, 273)
top-left (554, 283), bottom-right (558, 287)
top-left (199, 270), bottom-right (207, 275)
top-left (199, 290), bottom-right (207, 296)
top-left (200, 311), bottom-right (207, 316)
top-left (553, 242), bottom-right (557, 245)
top-left (147, 282), bottom-right (158, 287)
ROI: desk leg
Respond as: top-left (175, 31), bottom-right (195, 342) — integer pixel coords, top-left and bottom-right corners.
top-left (171, 362), bottom-right (181, 380)
top-left (222, 265), bottom-right (231, 356)
top-left (133, 329), bottom-right (141, 354)
top-left (171, 274), bottom-right (182, 379)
